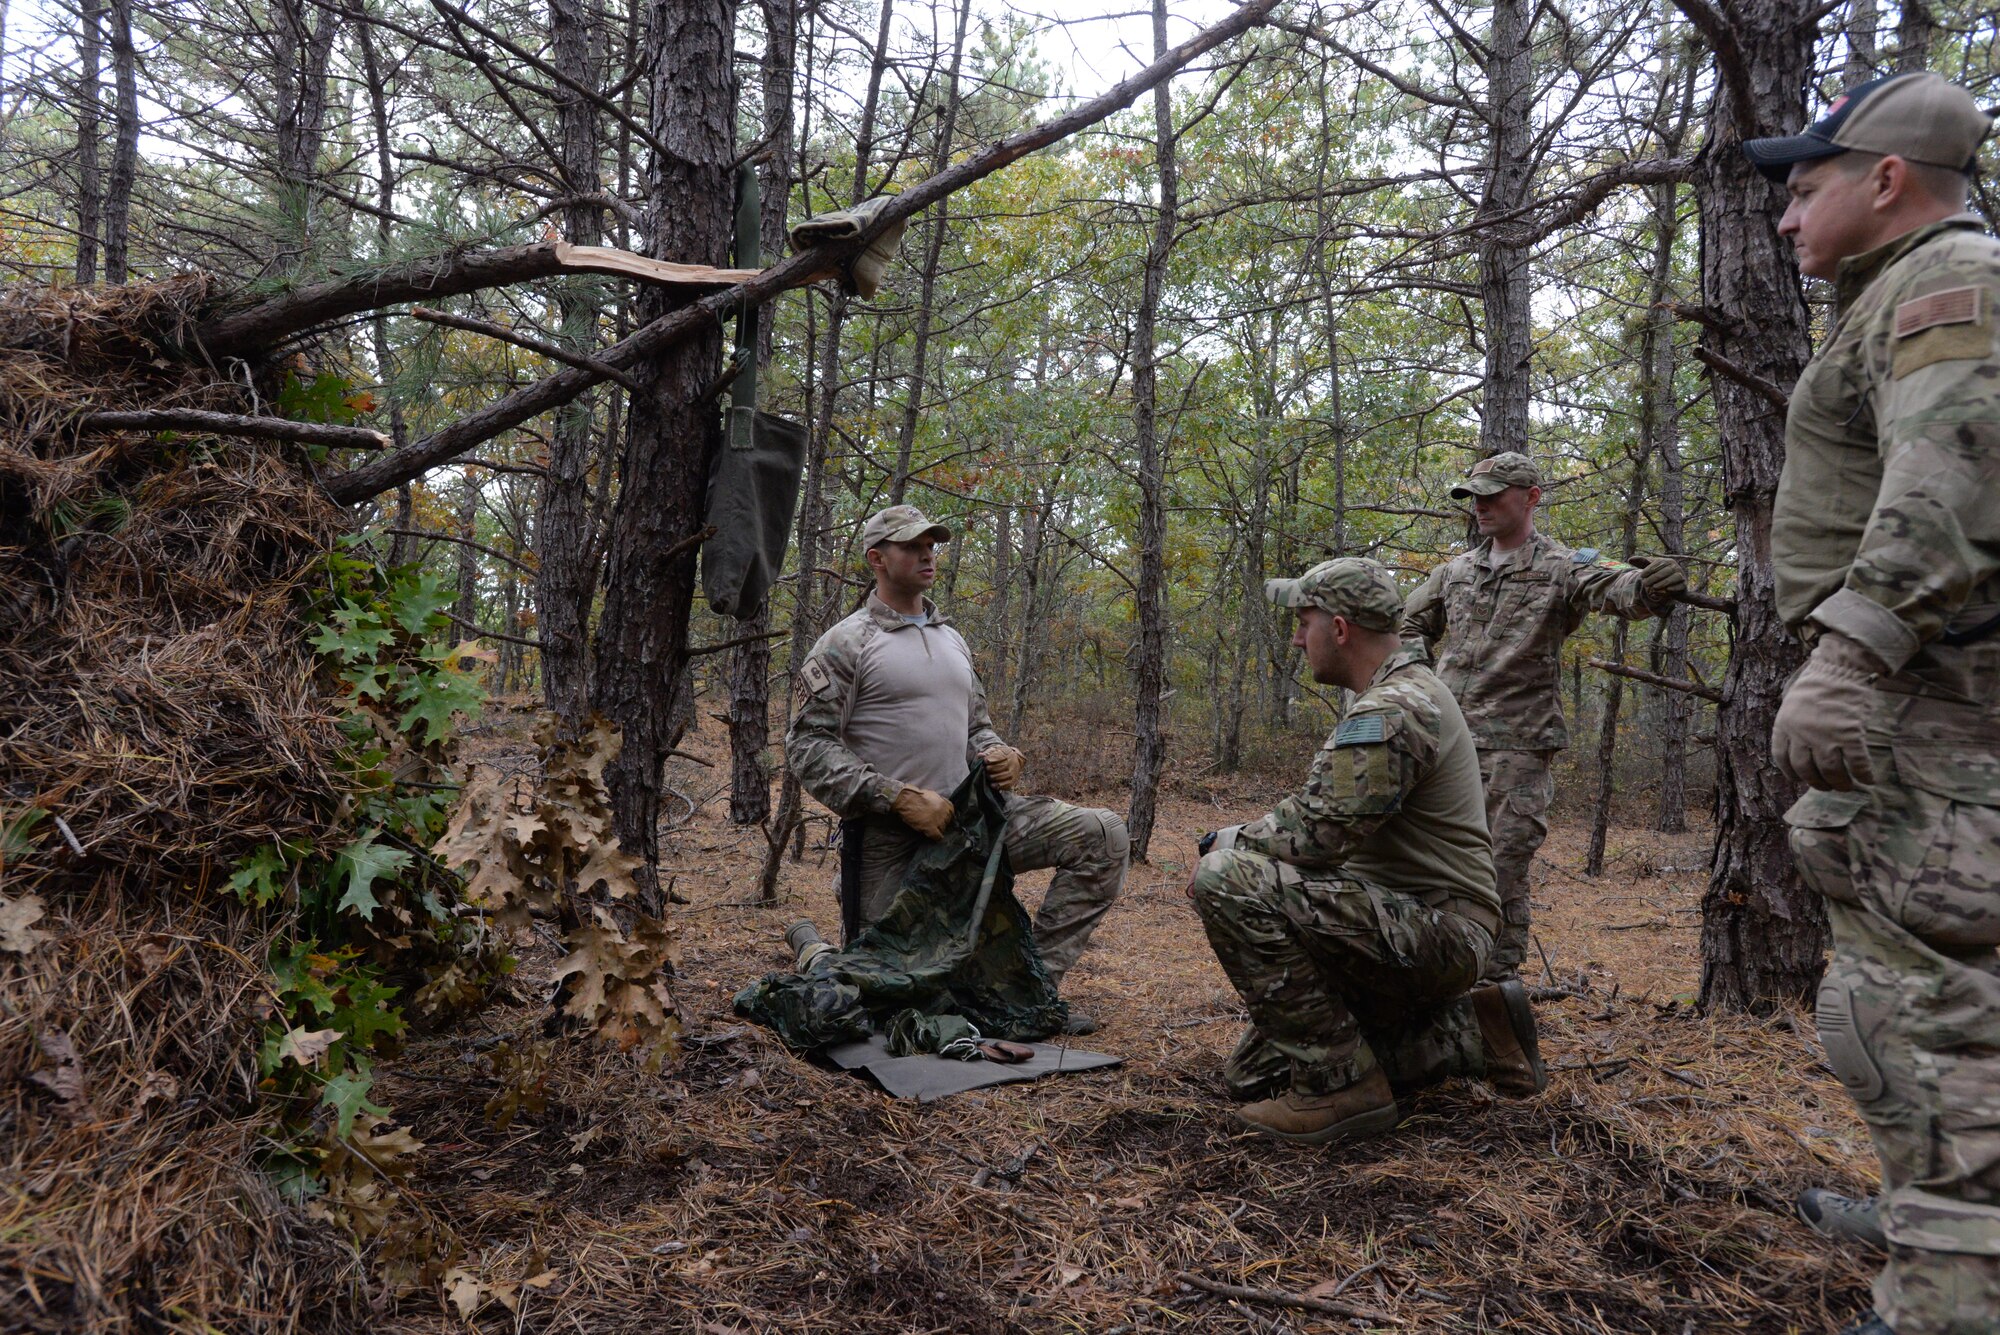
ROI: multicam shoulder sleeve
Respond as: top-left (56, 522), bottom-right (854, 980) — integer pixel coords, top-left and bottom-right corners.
top-left (784, 629), bottom-right (903, 819)
top-left (1232, 704), bottom-right (1433, 872)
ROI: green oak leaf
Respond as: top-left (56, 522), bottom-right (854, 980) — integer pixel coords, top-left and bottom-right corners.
top-left (332, 829), bottom-right (412, 920)
top-left (396, 665), bottom-right (484, 745)
top-left (390, 570), bottom-right (457, 635)
top-left (335, 975), bottom-right (406, 1049)
top-left (320, 1063), bottom-right (389, 1138)
top-left (227, 843), bottom-right (289, 907)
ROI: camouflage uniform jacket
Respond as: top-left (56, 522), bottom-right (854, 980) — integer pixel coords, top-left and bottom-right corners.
top-left (1232, 644), bottom-right (1501, 936)
top-left (1401, 532), bottom-right (1665, 751)
top-left (786, 593), bottom-right (1006, 820)
top-left (1774, 214), bottom-right (2000, 766)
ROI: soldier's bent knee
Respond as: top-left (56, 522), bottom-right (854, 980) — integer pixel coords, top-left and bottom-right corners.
top-left (1094, 809), bottom-right (1131, 866)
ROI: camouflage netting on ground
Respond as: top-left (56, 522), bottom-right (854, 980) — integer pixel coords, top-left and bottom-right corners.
top-left (734, 766), bottom-right (1069, 1051)
top-left (0, 279), bottom-right (362, 1332)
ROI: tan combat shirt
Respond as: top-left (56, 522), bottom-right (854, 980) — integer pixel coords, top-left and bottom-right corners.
top-left (1775, 215), bottom-right (2000, 753)
top-left (785, 594), bottom-right (1007, 818)
top-left (1401, 533), bottom-right (1665, 751)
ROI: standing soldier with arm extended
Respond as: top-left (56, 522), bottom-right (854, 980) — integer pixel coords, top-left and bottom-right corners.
top-left (1743, 72), bottom-right (2000, 1335)
top-left (785, 505), bottom-right (1130, 1032)
top-left (1401, 452), bottom-right (1687, 982)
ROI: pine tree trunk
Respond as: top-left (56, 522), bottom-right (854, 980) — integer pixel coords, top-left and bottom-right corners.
top-left (537, 0), bottom-right (608, 735)
top-left (101, 0), bottom-right (137, 281)
top-left (453, 479), bottom-right (480, 633)
top-left (270, 0), bottom-right (337, 264)
top-left (1650, 178), bottom-right (1695, 834)
top-left (1125, 0), bottom-right (1176, 862)
top-left (1586, 455), bottom-right (1649, 875)
top-left (358, 14), bottom-right (410, 564)
top-left (1683, 0), bottom-right (1822, 1011)
top-left (1475, 0), bottom-right (1533, 457)
top-left (589, 0), bottom-right (737, 906)
top-left (74, 0), bottom-right (102, 285)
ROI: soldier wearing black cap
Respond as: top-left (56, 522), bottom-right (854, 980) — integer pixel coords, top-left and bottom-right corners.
top-left (1747, 70), bottom-right (2000, 1335)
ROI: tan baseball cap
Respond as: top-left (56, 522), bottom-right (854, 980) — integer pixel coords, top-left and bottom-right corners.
top-left (860, 504), bottom-right (951, 550)
top-left (1449, 451), bottom-right (1541, 499)
top-left (1265, 557), bottom-right (1405, 632)
top-left (1744, 71), bottom-right (1992, 183)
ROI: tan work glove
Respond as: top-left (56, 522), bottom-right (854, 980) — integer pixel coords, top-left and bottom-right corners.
top-left (1772, 633), bottom-right (1882, 792)
top-left (788, 196), bottom-right (907, 299)
top-left (891, 784), bottom-right (954, 840)
top-left (1630, 555), bottom-right (1687, 601)
top-left (980, 745), bottom-right (1025, 791)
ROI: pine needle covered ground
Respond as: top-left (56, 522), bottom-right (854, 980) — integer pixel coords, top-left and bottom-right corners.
top-left (373, 707), bottom-right (1877, 1334)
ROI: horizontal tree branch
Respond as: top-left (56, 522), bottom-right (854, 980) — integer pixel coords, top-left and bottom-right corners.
top-left (385, 525), bottom-right (536, 575)
top-left (447, 609), bottom-right (544, 649)
top-left (687, 628), bottom-right (787, 658)
top-left (1172, 1272), bottom-right (1393, 1325)
top-left (409, 305), bottom-right (645, 393)
top-left (322, 0), bottom-right (1288, 505)
top-left (1693, 346), bottom-right (1790, 412)
top-left (75, 408), bottom-right (389, 450)
top-left (196, 241), bottom-right (760, 359)
top-left (1587, 657), bottom-right (1723, 703)
top-left (1668, 586), bottom-right (1737, 616)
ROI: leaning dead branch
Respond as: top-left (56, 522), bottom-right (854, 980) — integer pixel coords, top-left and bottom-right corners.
top-left (76, 407), bottom-right (390, 449)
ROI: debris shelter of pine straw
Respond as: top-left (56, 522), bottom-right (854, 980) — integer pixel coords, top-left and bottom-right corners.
top-left (2, 279), bottom-right (363, 1330)
top-left (368, 709), bottom-right (1877, 1334)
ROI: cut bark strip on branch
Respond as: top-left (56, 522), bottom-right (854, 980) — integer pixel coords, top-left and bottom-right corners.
top-left (1172, 1272), bottom-right (1400, 1325)
top-left (320, 0), bottom-right (1289, 505)
top-left (197, 240), bottom-right (762, 359)
top-left (408, 306), bottom-right (646, 393)
top-left (1588, 657), bottom-right (1724, 703)
top-left (75, 409), bottom-right (389, 450)
top-left (1693, 347), bottom-right (1791, 412)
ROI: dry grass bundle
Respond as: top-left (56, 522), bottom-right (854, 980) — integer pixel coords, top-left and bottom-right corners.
top-left (0, 277), bottom-right (347, 896)
top-left (1, 279), bottom-right (359, 1332)
top-left (0, 886), bottom-right (364, 1332)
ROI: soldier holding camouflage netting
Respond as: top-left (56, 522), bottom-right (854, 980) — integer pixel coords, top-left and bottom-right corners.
top-left (1187, 557), bottom-right (1548, 1143)
top-left (1743, 70), bottom-right (2000, 1335)
top-left (785, 504), bottom-right (1128, 1034)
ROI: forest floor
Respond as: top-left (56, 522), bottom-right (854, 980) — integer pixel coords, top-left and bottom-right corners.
top-left (375, 703), bottom-right (1879, 1334)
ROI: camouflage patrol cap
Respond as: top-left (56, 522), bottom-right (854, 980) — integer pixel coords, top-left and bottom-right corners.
top-left (860, 504), bottom-right (951, 550)
top-left (1265, 557), bottom-right (1404, 631)
top-left (1449, 450), bottom-right (1541, 498)
top-left (1744, 72), bottom-right (1993, 183)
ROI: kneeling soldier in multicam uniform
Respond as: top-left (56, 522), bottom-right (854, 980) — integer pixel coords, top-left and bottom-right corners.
top-left (1188, 558), bottom-right (1547, 1143)
top-left (786, 505), bottom-right (1129, 1032)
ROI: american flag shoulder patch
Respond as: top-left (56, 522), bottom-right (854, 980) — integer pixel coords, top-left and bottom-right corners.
top-left (1333, 715), bottom-right (1386, 747)
top-left (1895, 286), bottom-right (1981, 338)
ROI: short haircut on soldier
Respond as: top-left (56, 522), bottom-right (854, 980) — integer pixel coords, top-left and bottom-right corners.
top-left (1830, 149), bottom-right (1973, 205)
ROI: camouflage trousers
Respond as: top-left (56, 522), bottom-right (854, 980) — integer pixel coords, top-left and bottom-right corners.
top-left (1477, 748), bottom-right (1554, 982)
top-left (849, 794), bottom-right (1129, 985)
top-left (1789, 761), bottom-right (2000, 1335)
top-left (1190, 847), bottom-right (1491, 1098)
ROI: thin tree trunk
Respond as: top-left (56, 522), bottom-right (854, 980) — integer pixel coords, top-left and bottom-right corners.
top-left (1125, 0), bottom-right (1176, 861)
top-left (453, 477), bottom-right (480, 633)
top-left (591, 0), bottom-right (737, 909)
top-left (270, 0), bottom-right (337, 264)
top-left (1586, 453), bottom-right (1650, 875)
top-left (101, 0), bottom-right (137, 281)
top-left (1679, 0), bottom-right (1822, 1011)
top-left (726, 0), bottom-right (797, 827)
top-left (537, 0), bottom-right (608, 734)
top-left (1007, 496), bottom-right (1045, 737)
top-left (1843, 0), bottom-right (1877, 84)
top-left (1475, 0), bottom-right (1533, 458)
top-left (888, 0), bottom-right (971, 504)
top-left (74, 0), bottom-right (102, 285)
top-left (357, 11), bottom-right (411, 564)
top-left (1650, 185), bottom-right (1695, 833)
top-left (762, 0), bottom-right (893, 890)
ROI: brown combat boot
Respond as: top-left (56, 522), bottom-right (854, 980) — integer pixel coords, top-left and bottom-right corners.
top-left (1233, 1067), bottom-right (1400, 1143)
top-left (1472, 979), bottom-right (1547, 1097)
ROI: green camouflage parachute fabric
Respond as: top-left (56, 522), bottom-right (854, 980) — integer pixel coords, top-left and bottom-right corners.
top-left (734, 763), bottom-right (1068, 1051)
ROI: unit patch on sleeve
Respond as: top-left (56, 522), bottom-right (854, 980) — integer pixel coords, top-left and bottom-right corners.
top-left (801, 656), bottom-right (837, 699)
top-left (1893, 285), bottom-right (1991, 379)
